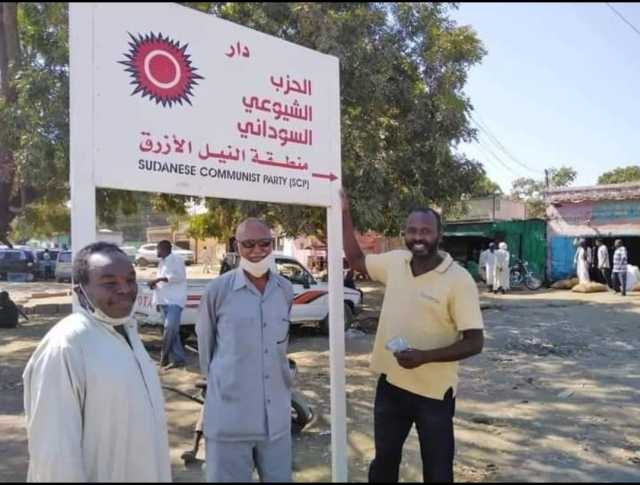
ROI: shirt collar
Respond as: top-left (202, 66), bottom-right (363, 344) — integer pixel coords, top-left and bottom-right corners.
top-left (434, 251), bottom-right (454, 273)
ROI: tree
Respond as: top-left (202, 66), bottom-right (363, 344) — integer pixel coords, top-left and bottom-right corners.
top-left (0, 2), bottom-right (20, 246)
top-left (0, 3), bottom-right (158, 246)
top-left (510, 166), bottom-right (577, 218)
top-left (597, 165), bottom-right (640, 185)
top-left (175, 2), bottom-right (489, 239)
top-left (1, 3), bottom-right (488, 245)
top-left (468, 175), bottom-right (502, 197)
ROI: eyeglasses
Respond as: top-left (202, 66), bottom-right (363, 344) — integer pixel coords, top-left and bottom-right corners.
top-left (239, 238), bottom-right (273, 249)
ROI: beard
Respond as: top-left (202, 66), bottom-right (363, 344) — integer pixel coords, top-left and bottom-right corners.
top-left (405, 239), bottom-right (439, 258)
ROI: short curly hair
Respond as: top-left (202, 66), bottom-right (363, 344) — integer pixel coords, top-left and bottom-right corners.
top-left (72, 242), bottom-right (128, 285)
top-left (407, 207), bottom-right (442, 232)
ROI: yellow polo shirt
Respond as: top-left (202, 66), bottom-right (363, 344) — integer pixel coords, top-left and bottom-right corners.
top-left (366, 250), bottom-right (483, 400)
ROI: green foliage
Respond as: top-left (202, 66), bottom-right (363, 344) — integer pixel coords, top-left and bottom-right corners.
top-left (0, 3), bottom-right (69, 244)
top-left (597, 165), bottom-right (640, 185)
top-left (510, 166), bottom-right (576, 218)
top-left (10, 199), bottom-right (70, 241)
top-left (178, 2), bottom-right (488, 238)
top-left (468, 175), bottom-right (502, 197)
top-left (2, 2), bottom-right (488, 243)
top-left (0, 3), bottom-right (161, 241)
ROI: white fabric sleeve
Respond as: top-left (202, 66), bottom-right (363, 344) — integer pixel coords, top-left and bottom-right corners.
top-left (165, 257), bottom-right (186, 285)
top-left (23, 343), bottom-right (87, 482)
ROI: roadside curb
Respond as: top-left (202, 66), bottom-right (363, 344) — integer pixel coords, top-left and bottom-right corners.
top-left (29, 291), bottom-right (71, 299)
top-left (21, 303), bottom-right (73, 316)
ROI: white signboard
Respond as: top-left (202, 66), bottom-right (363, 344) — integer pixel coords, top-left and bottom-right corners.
top-left (70, 3), bottom-right (347, 482)
top-left (92, 2), bottom-right (340, 207)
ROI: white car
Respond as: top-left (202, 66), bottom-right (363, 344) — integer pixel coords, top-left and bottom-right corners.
top-left (135, 243), bottom-right (194, 267)
top-left (134, 253), bottom-right (363, 336)
top-left (54, 250), bottom-right (74, 282)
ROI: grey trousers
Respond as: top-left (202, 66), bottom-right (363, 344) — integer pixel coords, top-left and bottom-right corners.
top-left (205, 434), bottom-right (292, 483)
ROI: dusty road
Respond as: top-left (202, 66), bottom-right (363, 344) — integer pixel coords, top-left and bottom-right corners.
top-left (1, 283), bottom-right (639, 482)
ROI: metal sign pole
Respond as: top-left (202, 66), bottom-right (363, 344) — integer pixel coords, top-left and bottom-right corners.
top-left (327, 199), bottom-right (347, 481)
top-left (69, 3), bottom-right (96, 310)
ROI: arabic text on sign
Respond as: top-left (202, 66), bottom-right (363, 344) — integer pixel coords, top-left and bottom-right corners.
top-left (237, 119), bottom-right (313, 147)
top-left (269, 75), bottom-right (312, 96)
top-left (225, 41), bottom-right (250, 58)
top-left (242, 96), bottom-right (312, 123)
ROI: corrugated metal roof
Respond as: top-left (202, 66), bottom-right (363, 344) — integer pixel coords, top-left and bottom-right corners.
top-left (544, 182), bottom-right (640, 203)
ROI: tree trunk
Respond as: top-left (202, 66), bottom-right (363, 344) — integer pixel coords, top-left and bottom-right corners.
top-left (0, 2), bottom-right (19, 247)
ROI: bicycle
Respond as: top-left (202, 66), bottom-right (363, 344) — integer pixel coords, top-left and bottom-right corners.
top-left (509, 259), bottom-right (543, 290)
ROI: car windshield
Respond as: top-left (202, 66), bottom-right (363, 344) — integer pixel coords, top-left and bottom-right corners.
top-left (276, 259), bottom-right (314, 285)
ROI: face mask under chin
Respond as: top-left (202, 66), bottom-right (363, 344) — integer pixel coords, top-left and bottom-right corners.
top-left (239, 254), bottom-right (275, 278)
top-left (78, 285), bottom-right (135, 326)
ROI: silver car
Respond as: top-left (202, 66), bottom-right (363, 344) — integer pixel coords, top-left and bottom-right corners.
top-left (55, 251), bottom-right (73, 282)
top-left (135, 243), bottom-right (194, 267)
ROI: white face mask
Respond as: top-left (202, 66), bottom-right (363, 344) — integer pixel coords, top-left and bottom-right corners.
top-left (78, 285), bottom-right (136, 326)
top-left (239, 253), bottom-right (275, 278)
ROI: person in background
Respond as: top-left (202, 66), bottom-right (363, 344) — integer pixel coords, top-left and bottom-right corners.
top-left (596, 239), bottom-right (611, 289)
top-left (574, 239), bottom-right (591, 285)
top-left (0, 291), bottom-right (28, 328)
top-left (494, 242), bottom-right (510, 294)
top-left (149, 240), bottom-right (188, 370)
top-left (202, 246), bottom-right (214, 274)
top-left (42, 249), bottom-right (53, 280)
top-left (483, 243), bottom-right (497, 292)
top-left (612, 239), bottom-right (628, 296)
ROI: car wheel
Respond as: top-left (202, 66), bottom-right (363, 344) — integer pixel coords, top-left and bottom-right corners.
top-left (318, 302), bottom-right (354, 336)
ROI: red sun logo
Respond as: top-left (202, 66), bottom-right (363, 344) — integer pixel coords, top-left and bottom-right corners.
top-left (119, 32), bottom-right (204, 108)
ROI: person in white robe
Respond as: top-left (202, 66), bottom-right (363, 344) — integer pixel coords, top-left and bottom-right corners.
top-left (483, 243), bottom-right (497, 291)
top-left (22, 242), bottom-right (171, 482)
top-left (494, 242), bottom-right (510, 293)
top-left (574, 239), bottom-right (591, 285)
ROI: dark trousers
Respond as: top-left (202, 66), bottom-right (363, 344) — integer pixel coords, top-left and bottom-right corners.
top-left (369, 375), bottom-right (455, 483)
top-left (613, 271), bottom-right (627, 295)
top-left (599, 268), bottom-right (611, 288)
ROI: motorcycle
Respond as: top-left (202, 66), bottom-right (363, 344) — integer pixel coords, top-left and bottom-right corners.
top-left (509, 259), bottom-right (543, 290)
top-left (162, 357), bottom-right (314, 465)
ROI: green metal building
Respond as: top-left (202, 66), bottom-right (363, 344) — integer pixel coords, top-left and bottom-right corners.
top-left (442, 219), bottom-right (547, 281)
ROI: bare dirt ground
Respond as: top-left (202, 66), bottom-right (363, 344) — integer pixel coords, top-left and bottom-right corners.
top-left (1, 281), bottom-right (639, 482)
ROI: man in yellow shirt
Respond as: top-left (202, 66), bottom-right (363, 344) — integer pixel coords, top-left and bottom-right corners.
top-left (340, 190), bottom-right (484, 483)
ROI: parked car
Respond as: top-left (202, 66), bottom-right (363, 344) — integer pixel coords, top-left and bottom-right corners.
top-left (55, 250), bottom-right (73, 282)
top-left (134, 252), bottom-right (362, 336)
top-left (119, 245), bottom-right (138, 264)
top-left (0, 248), bottom-right (37, 281)
top-left (135, 243), bottom-right (194, 267)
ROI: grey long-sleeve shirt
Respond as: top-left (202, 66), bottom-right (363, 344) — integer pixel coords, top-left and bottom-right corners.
top-left (196, 268), bottom-right (294, 442)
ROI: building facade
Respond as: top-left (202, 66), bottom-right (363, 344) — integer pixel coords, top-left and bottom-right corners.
top-left (545, 182), bottom-right (640, 281)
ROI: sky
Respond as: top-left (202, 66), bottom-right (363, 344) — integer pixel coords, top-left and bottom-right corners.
top-left (450, 2), bottom-right (640, 193)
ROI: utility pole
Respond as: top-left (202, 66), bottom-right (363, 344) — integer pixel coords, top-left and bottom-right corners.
top-left (544, 169), bottom-right (550, 189)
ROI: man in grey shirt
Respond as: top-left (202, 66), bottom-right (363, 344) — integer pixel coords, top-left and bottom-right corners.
top-left (196, 218), bottom-right (294, 482)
